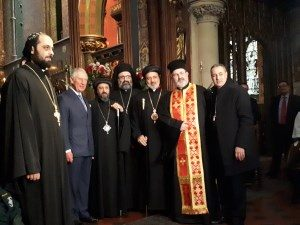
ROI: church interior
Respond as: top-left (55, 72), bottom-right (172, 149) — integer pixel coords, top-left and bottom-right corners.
top-left (0, 0), bottom-right (300, 224)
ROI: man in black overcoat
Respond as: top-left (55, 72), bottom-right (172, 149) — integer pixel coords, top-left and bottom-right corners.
top-left (206, 64), bottom-right (259, 225)
top-left (267, 81), bottom-right (300, 178)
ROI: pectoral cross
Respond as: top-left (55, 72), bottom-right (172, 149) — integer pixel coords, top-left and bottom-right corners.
top-left (54, 105), bottom-right (61, 126)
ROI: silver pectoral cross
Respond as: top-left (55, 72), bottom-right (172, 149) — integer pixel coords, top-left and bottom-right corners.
top-left (103, 122), bottom-right (111, 134)
top-left (54, 109), bottom-right (61, 126)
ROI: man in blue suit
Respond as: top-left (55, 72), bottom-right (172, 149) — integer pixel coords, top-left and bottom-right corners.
top-left (58, 68), bottom-right (97, 224)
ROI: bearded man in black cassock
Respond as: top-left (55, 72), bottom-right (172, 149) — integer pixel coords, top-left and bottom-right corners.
top-left (89, 78), bottom-right (125, 218)
top-left (0, 33), bottom-right (72, 225)
top-left (110, 63), bottom-right (140, 213)
top-left (157, 59), bottom-right (211, 224)
top-left (131, 65), bottom-right (167, 213)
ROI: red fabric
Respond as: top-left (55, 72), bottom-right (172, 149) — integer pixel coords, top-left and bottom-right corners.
top-left (280, 96), bottom-right (287, 124)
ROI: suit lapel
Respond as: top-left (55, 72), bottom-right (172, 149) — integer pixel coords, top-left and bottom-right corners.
top-left (67, 89), bottom-right (88, 113)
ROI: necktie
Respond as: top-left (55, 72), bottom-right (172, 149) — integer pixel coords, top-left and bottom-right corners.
top-left (78, 94), bottom-right (87, 111)
top-left (280, 96), bottom-right (287, 124)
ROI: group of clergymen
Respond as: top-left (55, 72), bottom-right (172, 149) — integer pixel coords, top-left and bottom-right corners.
top-left (0, 32), bottom-right (259, 225)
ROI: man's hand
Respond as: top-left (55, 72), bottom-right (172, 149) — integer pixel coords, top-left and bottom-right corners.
top-left (180, 121), bottom-right (192, 131)
top-left (66, 151), bottom-right (74, 163)
top-left (235, 147), bottom-right (245, 161)
top-left (26, 173), bottom-right (40, 181)
top-left (137, 135), bottom-right (148, 147)
top-left (111, 103), bottom-right (124, 112)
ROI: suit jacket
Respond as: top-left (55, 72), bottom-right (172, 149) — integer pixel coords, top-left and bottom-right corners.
top-left (58, 89), bottom-right (94, 157)
top-left (270, 94), bottom-right (300, 136)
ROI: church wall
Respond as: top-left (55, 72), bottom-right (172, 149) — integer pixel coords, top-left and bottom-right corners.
top-left (61, 0), bottom-right (69, 39)
top-left (22, 1), bottom-right (45, 38)
top-left (104, 0), bottom-right (118, 47)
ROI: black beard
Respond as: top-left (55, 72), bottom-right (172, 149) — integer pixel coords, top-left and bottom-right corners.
top-left (99, 94), bottom-right (109, 102)
top-left (31, 56), bottom-right (51, 69)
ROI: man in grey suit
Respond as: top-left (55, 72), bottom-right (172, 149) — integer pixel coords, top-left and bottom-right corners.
top-left (58, 68), bottom-right (97, 224)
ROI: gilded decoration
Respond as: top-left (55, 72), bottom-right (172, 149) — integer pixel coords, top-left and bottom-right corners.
top-left (189, 3), bottom-right (225, 23)
top-left (80, 35), bottom-right (108, 53)
top-left (111, 2), bottom-right (122, 22)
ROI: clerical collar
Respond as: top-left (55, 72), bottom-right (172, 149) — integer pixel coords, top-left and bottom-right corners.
top-left (177, 82), bottom-right (190, 90)
top-left (69, 86), bottom-right (82, 96)
top-left (149, 87), bottom-right (161, 92)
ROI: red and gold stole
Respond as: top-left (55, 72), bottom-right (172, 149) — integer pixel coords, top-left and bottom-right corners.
top-left (170, 83), bottom-right (208, 215)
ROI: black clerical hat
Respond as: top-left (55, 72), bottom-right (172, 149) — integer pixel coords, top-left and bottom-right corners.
top-left (142, 65), bottom-right (161, 79)
top-left (112, 63), bottom-right (135, 79)
top-left (167, 59), bottom-right (186, 73)
top-left (111, 62), bottom-right (139, 90)
top-left (93, 77), bottom-right (112, 90)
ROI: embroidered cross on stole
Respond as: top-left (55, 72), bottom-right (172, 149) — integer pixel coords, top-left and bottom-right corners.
top-left (170, 83), bottom-right (208, 215)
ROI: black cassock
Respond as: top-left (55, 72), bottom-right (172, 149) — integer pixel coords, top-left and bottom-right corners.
top-left (0, 62), bottom-right (72, 225)
top-left (89, 98), bottom-right (124, 218)
top-left (111, 88), bottom-right (140, 211)
top-left (157, 85), bottom-right (212, 224)
top-left (131, 88), bottom-right (167, 211)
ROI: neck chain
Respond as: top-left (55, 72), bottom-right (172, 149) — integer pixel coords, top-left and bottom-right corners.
top-left (24, 64), bottom-right (60, 126)
top-left (148, 89), bottom-right (162, 122)
top-left (119, 88), bottom-right (132, 114)
top-left (97, 100), bottom-right (111, 134)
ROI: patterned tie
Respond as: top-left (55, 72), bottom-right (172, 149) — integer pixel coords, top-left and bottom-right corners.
top-left (78, 94), bottom-right (87, 111)
top-left (280, 96), bottom-right (287, 124)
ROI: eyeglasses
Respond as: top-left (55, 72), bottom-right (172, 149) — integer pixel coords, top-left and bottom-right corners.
top-left (118, 75), bottom-right (132, 80)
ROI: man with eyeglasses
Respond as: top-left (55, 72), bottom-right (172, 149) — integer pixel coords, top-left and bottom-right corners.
top-left (110, 63), bottom-right (141, 214)
top-left (157, 59), bottom-right (211, 224)
top-left (267, 81), bottom-right (300, 178)
top-left (0, 33), bottom-right (72, 225)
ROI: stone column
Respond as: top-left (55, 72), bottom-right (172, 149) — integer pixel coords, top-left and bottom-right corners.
top-left (68, 0), bottom-right (81, 68)
top-left (188, 0), bottom-right (225, 88)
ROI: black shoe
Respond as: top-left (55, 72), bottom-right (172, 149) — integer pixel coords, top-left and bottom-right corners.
top-left (79, 217), bottom-right (98, 223)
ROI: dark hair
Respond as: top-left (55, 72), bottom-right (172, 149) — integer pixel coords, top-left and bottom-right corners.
top-left (111, 63), bottom-right (140, 90)
top-left (142, 65), bottom-right (161, 79)
top-left (278, 80), bottom-right (289, 86)
top-left (22, 32), bottom-right (43, 61)
top-left (210, 63), bottom-right (227, 73)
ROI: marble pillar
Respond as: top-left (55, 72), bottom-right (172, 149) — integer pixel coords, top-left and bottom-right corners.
top-left (188, 0), bottom-right (225, 88)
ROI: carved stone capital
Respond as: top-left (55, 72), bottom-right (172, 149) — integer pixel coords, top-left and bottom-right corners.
top-left (188, 0), bottom-right (226, 24)
top-left (80, 35), bottom-right (108, 53)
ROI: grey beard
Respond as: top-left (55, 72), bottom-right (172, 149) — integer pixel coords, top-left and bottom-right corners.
top-left (121, 83), bottom-right (131, 90)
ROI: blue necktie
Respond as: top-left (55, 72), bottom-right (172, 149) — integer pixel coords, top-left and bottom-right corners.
top-left (78, 94), bottom-right (87, 111)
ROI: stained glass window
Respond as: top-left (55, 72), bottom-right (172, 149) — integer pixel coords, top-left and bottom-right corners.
top-left (246, 40), bottom-right (259, 95)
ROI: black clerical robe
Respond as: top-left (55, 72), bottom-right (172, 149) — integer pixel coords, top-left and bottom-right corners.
top-left (157, 83), bottom-right (211, 224)
top-left (110, 88), bottom-right (140, 211)
top-left (131, 88), bottom-right (167, 211)
top-left (89, 98), bottom-right (124, 218)
top-left (0, 62), bottom-right (72, 225)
